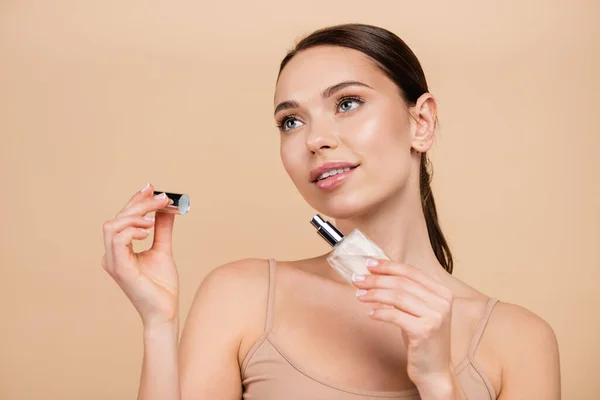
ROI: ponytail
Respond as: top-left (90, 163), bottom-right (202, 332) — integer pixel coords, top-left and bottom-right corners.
top-left (420, 153), bottom-right (454, 274)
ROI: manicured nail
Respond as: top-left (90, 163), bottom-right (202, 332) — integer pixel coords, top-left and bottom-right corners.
top-left (154, 192), bottom-right (166, 200)
top-left (356, 289), bottom-right (367, 297)
top-left (140, 183), bottom-right (150, 193)
top-left (352, 274), bottom-right (366, 282)
top-left (140, 228), bottom-right (150, 234)
top-left (366, 258), bottom-right (379, 267)
top-left (368, 309), bottom-right (375, 316)
top-left (144, 216), bottom-right (155, 222)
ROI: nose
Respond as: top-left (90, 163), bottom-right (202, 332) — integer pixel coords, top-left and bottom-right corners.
top-left (306, 125), bottom-right (339, 154)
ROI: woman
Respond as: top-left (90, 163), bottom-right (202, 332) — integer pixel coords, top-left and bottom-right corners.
top-left (101, 24), bottom-right (560, 399)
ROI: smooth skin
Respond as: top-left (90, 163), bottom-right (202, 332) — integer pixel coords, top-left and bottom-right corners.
top-left (102, 46), bottom-right (561, 399)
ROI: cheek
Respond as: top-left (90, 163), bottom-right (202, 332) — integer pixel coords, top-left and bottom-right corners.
top-left (345, 107), bottom-right (413, 189)
top-left (280, 139), bottom-right (306, 183)
top-left (346, 107), bottom-right (410, 161)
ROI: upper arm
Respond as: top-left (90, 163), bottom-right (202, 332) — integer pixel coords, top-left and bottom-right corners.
top-left (178, 258), bottom-right (268, 400)
top-left (495, 303), bottom-right (561, 399)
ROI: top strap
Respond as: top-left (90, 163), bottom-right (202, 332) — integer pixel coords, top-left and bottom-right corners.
top-left (264, 258), bottom-right (277, 334)
top-left (239, 258), bottom-right (278, 377)
top-left (468, 298), bottom-right (500, 357)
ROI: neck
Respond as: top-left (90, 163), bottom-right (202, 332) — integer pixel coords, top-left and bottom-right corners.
top-left (332, 185), bottom-right (445, 278)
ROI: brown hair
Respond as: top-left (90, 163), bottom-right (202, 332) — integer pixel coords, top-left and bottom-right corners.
top-left (278, 23), bottom-right (454, 274)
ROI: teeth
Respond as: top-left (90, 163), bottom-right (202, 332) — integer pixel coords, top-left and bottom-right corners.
top-left (317, 167), bottom-right (351, 181)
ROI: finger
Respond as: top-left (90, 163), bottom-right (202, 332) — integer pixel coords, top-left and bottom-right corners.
top-left (354, 274), bottom-right (449, 310)
top-left (117, 192), bottom-right (173, 219)
top-left (102, 215), bottom-right (156, 268)
top-left (369, 307), bottom-right (419, 334)
top-left (119, 183), bottom-right (155, 214)
top-left (105, 215), bottom-right (156, 236)
top-left (110, 227), bottom-right (149, 278)
top-left (357, 288), bottom-right (431, 318)
top-left (366, 259), bottom-right (451, 301)
top-left (152, 211), bottom-right (175, 253)
top-left (105, 184), bottom-right (153, 267)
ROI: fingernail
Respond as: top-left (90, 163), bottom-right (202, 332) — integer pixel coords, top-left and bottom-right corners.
top-left (366, 258), bottom-right (379, 267)
top-left (154, 192), bottom-right (166, 200)
top-left (368, 309), bottom-right (375, 316)
top-left (144, 216), bottom-right (155, 222)
top-left (356, 289), bottom-right (367, 297)
top-left (140, 183), bottom-right (150, 193)
top-left (352, 274), bottom-right (366, 282)
top-left (140, 228), bottom-right (150, 234)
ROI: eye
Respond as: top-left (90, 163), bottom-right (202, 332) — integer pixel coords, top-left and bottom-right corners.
top-left (336, 96), bottom-right (364, 113)
top-left (276, 115), bottom-right (304, 132)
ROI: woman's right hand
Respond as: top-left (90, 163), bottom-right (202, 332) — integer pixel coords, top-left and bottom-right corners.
top-left (102, 183), bottom-right (180, 328)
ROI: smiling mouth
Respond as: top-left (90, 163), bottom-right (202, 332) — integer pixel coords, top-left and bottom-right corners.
top-left (312, 165), bottom-right (359, 183)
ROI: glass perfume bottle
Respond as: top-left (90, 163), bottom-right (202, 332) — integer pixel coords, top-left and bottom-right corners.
top-left (310, 214), bottom-right (391, 284)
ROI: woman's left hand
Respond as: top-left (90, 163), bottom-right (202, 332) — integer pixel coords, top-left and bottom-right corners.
top-left (352, 257), bottom-right (462, 399)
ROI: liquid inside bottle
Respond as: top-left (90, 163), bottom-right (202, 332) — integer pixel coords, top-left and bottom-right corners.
top-left (326, 229), bottom-right (391, 284)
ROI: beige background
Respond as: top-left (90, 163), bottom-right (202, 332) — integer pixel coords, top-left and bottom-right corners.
top-left (1, 1), bottom-right (598, 399)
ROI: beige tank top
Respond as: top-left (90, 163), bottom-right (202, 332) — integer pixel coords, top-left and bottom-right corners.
top-left (241, 259), bottom-right (498, 399)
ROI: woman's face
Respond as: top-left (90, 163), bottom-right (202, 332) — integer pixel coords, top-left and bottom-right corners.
top-left (273, 45), bottom-right (434, 219)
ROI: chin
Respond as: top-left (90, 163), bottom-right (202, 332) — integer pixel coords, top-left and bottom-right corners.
top-left (309, 192), bottom-right (375, 220)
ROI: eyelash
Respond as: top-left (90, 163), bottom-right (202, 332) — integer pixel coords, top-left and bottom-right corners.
top-left (275, 95), bottom-right (365, 131)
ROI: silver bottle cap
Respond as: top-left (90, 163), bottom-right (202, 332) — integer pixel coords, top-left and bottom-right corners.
top-left (310, 214), bottom-right (344, 247)
top-left (153, 191), bottom-right (191, 215)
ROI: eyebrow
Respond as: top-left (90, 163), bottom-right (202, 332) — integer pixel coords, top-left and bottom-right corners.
top-left (273, 80), bottom-right (373, 116)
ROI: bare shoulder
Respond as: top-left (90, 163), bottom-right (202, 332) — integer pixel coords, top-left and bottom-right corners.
top-left (194, 257), bottom-right (270, 300)
top-left (486, 301), bottom-right (561, 398)
top-left (487, 300), bottom-right (559, 354)
top-left (442, 271), bottom-right (560, 397)
top-left (448, 276), bottom-right (558, 359)
top-left (178, 259), bottom-right (272, 396)
top-left (445, 275), bottom-right (557, 343)
top-left (182, 258), bottom-right (271, 353)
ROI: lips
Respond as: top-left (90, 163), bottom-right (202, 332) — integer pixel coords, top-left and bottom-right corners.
top-left (310, 161), bottom-right (360, 183)
top-left (314, 166), bottom-right (357, 190)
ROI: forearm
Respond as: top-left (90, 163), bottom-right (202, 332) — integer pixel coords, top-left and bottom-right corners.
top-left (137, 320), bottom-right (181, 400)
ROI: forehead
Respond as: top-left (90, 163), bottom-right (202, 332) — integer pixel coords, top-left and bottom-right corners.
top-left (274, 46), bottom-right (385, 105)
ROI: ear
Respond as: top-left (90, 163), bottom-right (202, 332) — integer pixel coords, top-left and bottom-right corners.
top-left (409, 93), bottom-right (437, 153)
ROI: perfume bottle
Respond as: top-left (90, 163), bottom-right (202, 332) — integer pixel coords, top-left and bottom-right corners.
top-left (310, 214), bottom-right (391, 284)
